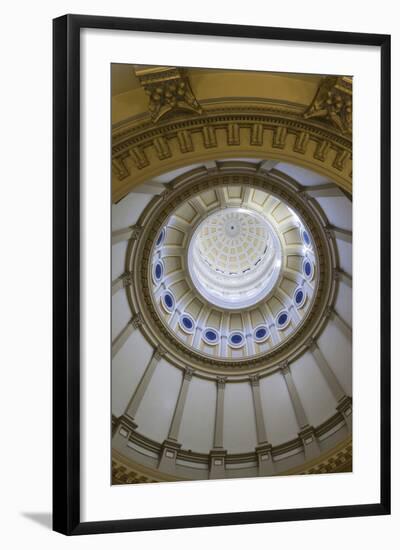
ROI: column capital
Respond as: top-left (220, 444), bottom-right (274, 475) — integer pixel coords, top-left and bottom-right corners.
top-left (130, 313), bottom-right (144, 330)
top-left (129, 224), bottom-right (142, 241)
top-left (306, 337), bottom-right (317, 351)
top-left (249, 374), bottom-right (260, 387)
top-left (161, 189), bottom-right (173, 202)
top-left (216, 376), bottom-right (227, 388)
top-left (122, 271), bottom-right (133, 288)
top-left (324, 226), bottom-right (334, 240)
top-left (184, 366), bottom-right (194, 380)
top-left (299, 190), bottom-right (310, 202)
top-left (324, 305), bottom-right (334, 319)
top-left (279, 361), bottom-right (291, 376)
top-left (154, 345), bottom-right (167, 361)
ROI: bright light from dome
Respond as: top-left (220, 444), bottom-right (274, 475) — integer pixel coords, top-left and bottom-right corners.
top-left (187, 207), bottom-right (282, 309)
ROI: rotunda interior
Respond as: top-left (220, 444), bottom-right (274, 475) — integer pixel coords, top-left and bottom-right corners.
top-left (111, 65), bottom-right (352, 483)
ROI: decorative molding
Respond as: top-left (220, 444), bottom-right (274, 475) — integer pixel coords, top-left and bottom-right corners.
top-left (272, 126), bottom-right (287, 148)
top-left (306, 337), bottom-right (317, 351)
top-left (135, 66), bottom-right (202, 123)
top-left (130, 313), bottom-right (144, 330)
top-left (301, 441), bottom-right (352, 475)
top-left (111, 424), bottom-right (352, 483)
top-left (112, 460), bottom-right (157, 484)
top-left (324, 306), bottom-right (334, 320)
top-left (122, 272), bottom-right (133, 288)
top-left (304, 76), bottom-right (352, 135)
top-left (154, 344), bottom-right (167, 361)
top-left (112, 105), bottom-right (352, 203)
top-left (112, 152), bottom-right (130, 180)
top-left (280, 361), bottom-right (290, 376)
top-left (130, 224), bottom-right (143, 241)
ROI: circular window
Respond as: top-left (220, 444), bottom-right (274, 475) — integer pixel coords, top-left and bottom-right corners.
top-left (161, 291), bottom-right (175, 313)
top-left (303, 258), bottom-right (314, 280)
top-left (179, 314), bottom-right (195, 334)
top-left (228, 331), bottom-right (245, 348)
top-left (152, 260), bottom-right (164, 284)
top-left (294, 287), bottom-right (306, 308)
top-left (253, 325), bottom-right (269, 343)
top-left (202, 328), bottom-right (219, 345)
top-left (276, 310), bottom-right (290, 330)
top-left (302, 229), bottom-right (311, 247)
top-left (156, 228), bottom-right (166, 247)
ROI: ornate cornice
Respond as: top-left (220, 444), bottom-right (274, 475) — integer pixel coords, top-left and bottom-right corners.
top-left (112, 105), bottom-right (352, 203)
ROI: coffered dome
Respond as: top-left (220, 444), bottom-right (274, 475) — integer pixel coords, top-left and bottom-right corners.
top-left (147, 175), bottom-right (320, 366)
top-left (189, 207), bottom-right (282, 309)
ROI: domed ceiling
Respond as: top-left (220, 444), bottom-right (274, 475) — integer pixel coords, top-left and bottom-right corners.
top-left (149, 179), bottom-right (318, 364)
top-left (111, 66), bottom-right (352, 483)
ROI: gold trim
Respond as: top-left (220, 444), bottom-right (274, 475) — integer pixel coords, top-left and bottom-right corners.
top-left (282, 435), bottom-right (352, 475)
top-left (112, 106), bottom-right (352, 203)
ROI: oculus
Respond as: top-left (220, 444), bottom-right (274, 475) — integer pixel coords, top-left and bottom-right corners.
top-left (152, 260), bottom-right (164, 284)
top-left (156, 227), bottom-right (166, 247)
top-left (294, 287), bottom-right (307, 308)
top-left (303, 258), bottom-right (314, 280)
top-left (228, 331), bottom-right (246, 348)
top-left (179, 314), bottom-right (195, 334)
top-left (202, 328), bottom-right (220, 345)
top-left (188, 207), bottom-right (282, 310)
top-left (253, 325), bottom-right (270, 343)
top-left (161, 290), bottom-right (175, 313)
top-left (276, 310), bottom-right (291, 330)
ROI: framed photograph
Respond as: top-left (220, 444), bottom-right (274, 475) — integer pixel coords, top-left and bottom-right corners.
top-left (53, 14), bottom-right (391, 535)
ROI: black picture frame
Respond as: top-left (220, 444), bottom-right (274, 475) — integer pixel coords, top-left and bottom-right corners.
top-left (53, 14), bottom-right (391, 535)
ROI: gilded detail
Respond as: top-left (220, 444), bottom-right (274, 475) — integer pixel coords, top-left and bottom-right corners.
top-left (135, 66), bottom-right (202, 123)
top-left (304, 76), bottom-right (352, 135)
